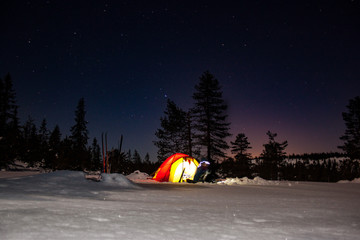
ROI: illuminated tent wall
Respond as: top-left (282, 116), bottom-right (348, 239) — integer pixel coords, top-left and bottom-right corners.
top-left (153, 153), bottom-right (199, 182)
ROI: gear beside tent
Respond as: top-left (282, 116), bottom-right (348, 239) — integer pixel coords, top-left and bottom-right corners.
top-left (153, 153), bottom-right (199, 182)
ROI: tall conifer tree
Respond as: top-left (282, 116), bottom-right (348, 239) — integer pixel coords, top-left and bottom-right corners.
top-left (339, 96), bottom-right (360, 160)
top-left (192, 71), bottom-right (231, 163)
top-left (70, 98), bottom-right (89, 169)
top-left (154, 99), bottom-right (193, 161)
top-left (70, 98), bottom-right (88, 151)
top-left (0, 74), bottom-right (17, 133)
top-left (0, 74), bottom-right (19, 166)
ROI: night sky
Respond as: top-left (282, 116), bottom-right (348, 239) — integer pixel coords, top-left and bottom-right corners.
top-left (1, 0), bottom-right (359, 160)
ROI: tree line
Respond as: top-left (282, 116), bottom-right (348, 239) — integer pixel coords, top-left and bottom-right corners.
top-left (0, 73), bottom-right (156, 174)
top-left (1, 72), bottom-right (359, 181)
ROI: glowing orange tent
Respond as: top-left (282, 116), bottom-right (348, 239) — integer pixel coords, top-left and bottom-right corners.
top-left (153, 153), bottom-right (199, 182)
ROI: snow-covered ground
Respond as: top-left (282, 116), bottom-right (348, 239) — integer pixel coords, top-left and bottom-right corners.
top-left (1, 171), bottom-right (359, 240)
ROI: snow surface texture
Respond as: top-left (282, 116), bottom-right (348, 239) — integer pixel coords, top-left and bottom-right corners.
top-left (1, 171), bottom-right (360, 240)
top-left (217, 176), bottom-right (280, 185)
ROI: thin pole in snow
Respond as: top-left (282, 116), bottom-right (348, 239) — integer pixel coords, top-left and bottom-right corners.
top-left (101, 133), bottom-right (105, 173)
top-left (119, 134), bottom-right (123, 152)
top-left (105, 132), bottom-right (109, 173)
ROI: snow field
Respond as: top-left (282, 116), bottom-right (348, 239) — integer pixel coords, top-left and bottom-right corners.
top-left (0, 171), bottom-right (359, 240)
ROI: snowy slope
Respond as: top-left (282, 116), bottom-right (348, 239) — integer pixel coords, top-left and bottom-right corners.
top-left (1, 171), bottom-right (360, 240)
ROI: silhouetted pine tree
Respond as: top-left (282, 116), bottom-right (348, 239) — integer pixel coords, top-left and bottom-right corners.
top-left (339, 96), bottom-right (360, 160)
top-left (192, 71), bottom-right (231, 164)
top-left (89, 138), bottom-right (101, 170)
top-left (154, 99), bottom-right (193, 161)
top-left (6, 106), bottom-right (21, 163)
top-left (0, 74), bottom-right (19, 167)
top-left (132, 149), bottom-right (142, 170)
top-left (230, 133), bottom-right (252, 177)
top-left (69, 98), bottom-right (89, 169)
top-left (144, 153), bottom-right (150, 164)
top-left (39, 119), bottom-right (49, 144)
top-left (260, 131), bottom-right (288, 180)
top-left (0, 74), bottom-right (17, 134)
top-left (20, 117), bottom-right (41, 167)
top-left (70, 98), bottom-right (88, 150)
top-left (38, 118), bottom-right (49, 166)
top-left (48, 125), bottom-right (61, 169)
top-left (56, 136), bottom-right (73, 170)
top-left (142, 152), bottom-right (158, 174)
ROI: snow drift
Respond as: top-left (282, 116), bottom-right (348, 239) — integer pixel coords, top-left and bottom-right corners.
top-left (217, 176), bottom-right (279, 185)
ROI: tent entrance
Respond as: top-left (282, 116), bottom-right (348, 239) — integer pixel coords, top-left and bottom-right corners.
top-left (169, 158), bottom-right (198, 182)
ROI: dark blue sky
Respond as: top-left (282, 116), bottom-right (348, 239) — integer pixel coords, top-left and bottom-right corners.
top-left (1, 0), bottom-right (359, 160)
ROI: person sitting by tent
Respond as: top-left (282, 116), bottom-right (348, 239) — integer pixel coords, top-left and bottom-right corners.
top-left (188, 160), bottom-right (210, 183)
